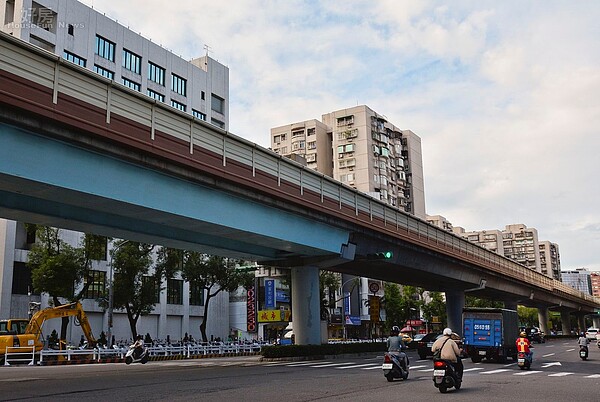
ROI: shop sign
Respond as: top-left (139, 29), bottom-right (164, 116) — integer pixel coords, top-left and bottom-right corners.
top-left (265, 279), bottom-right (275, 309)
top-left (258, 309), bottom-right (290, 322)
top-left (246, 285), bottom-right (256, 332)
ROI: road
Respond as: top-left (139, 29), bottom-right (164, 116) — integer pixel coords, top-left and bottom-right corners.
top-left (1, 339), bottom-right (599, 401)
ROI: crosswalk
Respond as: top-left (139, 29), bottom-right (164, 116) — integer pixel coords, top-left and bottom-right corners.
top-left (153, 358), bottom-right (600, 379)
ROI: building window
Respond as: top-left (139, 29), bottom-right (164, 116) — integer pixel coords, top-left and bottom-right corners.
top-left (148, 62), bottom-right (165, 86)
top-left (192, 109), bottom-right (206, 120)
top-left (83, 270), bottom-right (106, 299)
top-left (93, 64), bottom-right (114, 79)
top-left (171, 73), bottom-right (187, 96)
top-left (307, 141), bottom-right (316, 150)
top-left (211, 94), bottom-right (224, 114)
top-left (95, 35), bottom-right (115, 62)
top-left (11, 262), bottom-right (36, 295)
top-left (171, 99), bottom-right (186, 112)
top-left (122, 78), bottom-right (140, 91)
top-left (201, 91), bottom-right (205, 100)
top-left (189, 281), bottom-right (204, 306)
top-left (63, 50), bottom-right (86, 67)
top-left (211, 118), bottom-right (224, 129)
top-left (142, 276), bottom-right (160, 303)
top-left (147, 89), bottom-right (164, 102)
top-left (122, 49), bottom-right (141, 74)
top-left (68, 24), bottom-right (74, 35)
top-left (167, 279), bottom-right (183, 305)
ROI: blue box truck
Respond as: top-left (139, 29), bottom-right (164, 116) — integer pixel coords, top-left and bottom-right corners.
top-left (462, 307), bottom-right (519, 363)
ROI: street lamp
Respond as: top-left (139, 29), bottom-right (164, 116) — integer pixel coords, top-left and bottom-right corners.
top-left (107, 240), bottom-right (129, 347)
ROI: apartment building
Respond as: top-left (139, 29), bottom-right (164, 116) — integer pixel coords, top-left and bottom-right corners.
top-left (590, 272), bottom-right (600, 297)
top-left (271, 105), bottom-right (426, 218)
top-left (1, 0), bottom-right (229, 129)
top-left (271, 105), bottom-right (425, 338)
top-left (450, 223), bottom-right (561, 280)
top-left (426, 215), bottom-right (454, 233)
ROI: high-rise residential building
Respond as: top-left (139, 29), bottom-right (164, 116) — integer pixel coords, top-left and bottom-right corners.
top-left (1, 0), bottom-right (229, 129)
top-left (426, 215), bottom-right (453, 232)
top-left (451, 223), bottom-right (561, 280)
top-left (271, 105), bottom-right (425, 338)
top-left (590, 272), bottom-right (600, 297)
top-left (0, 0), bottom-right (231, 343)
top-left (538, 240), bottom-right (561, 281)
top-left (561, 268), bottom-right (592, 295)
top-left (271, 105), bottom-right (426, 219)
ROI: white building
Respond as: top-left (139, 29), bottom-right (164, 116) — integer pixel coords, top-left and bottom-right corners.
top-left (1, 0), bottom-right (229, 129)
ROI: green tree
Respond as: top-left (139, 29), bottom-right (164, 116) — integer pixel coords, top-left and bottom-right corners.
top-left (319, 271), bottom-right (339, 320)
top-left (381, 282), bottom-right (403, 332)
top-left (422, 291), bottom-right (447, 328)
top-left (518, 306), bottom-right (538, 327)
top-left (110, 241), bottom-right (157, 339)
top-left (157, 250), bottom-right (254, 342)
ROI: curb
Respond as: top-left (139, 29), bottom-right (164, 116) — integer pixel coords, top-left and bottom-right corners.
top-left (37, 352), bottom-right (261, 366)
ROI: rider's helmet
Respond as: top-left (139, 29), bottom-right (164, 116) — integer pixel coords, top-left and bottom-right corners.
top-left (391, 325), bottom-right (400, 335)
top-left (443, 327), bottom-right (452, 336)
top-left (580, 332), bottom-right (585, 337)
top-left (520, 331), bottom-right (527, 337)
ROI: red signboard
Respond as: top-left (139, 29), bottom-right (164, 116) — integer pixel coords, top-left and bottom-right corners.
top-left (246, 285), bottom-right (257, 332)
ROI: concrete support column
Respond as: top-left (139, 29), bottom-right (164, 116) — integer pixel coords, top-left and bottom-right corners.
top-left (445, 290), bottom-right (465, 336)
top-left (577, 314), bottom-right (586, 334)
top-left (504, 300), bottom-right (518, 311)
top-left (593, 316), bottom-right (600, 329)
top-left (291, 266), bottom-right (321, 345)
top-left (560, 311), bottom-right (571, 335)
top-left (537, 307), bottom-right (549, 335)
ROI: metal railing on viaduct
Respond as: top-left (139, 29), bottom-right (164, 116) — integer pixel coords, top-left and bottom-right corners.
top-left (0, 31), bottom-right (598, 313)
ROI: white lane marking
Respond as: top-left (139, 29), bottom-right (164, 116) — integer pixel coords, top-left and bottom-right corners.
top-left (336, 363), bottom-right (380, 369)
top-left (514, 370), bottom-right (543, 376)
top-left (408, 365), bottom-right (427, 369)
top-left (566, 348), bottom-right (575, 352)
top-left (418, 368), bottom-right (434, 372)
top-left (548, 372), bottom-right (573, 377)
top-left (541, 362), bottom-right (561, 368)
top-left (504, 363), bottom-right (516, 367)
top-left (481, 369), bottom-right (510, 375)
top-left (463, 367), bottom-right (484, 372)
top-left (585, 374), bottom-right (600, 378)
top-left (310, 362), bottom-right (356, 368)
top-left (362, 366), bottom-right (384, 370)
top-left (285, 361), bottom-right (329, 366)
top-left (542, 353), bottom-right (555, 357)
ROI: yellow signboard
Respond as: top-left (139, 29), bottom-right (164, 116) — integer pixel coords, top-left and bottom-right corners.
top-left (369, 296), bottom-right (380, 322)
top-left (257, 310), bottom-right (290, 322)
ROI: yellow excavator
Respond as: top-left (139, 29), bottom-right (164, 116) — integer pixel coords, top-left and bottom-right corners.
top-left (0, 301), bottom-right (97, 363)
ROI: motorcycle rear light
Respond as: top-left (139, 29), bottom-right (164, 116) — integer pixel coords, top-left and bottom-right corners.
top-left (433, 360), bottom-right (446, 368)
top-left (384, 354), bottom-right (392, 363)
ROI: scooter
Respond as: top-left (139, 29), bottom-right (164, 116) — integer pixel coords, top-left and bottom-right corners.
top-left (579, 345), bottom-right (588, 361)
top-left (432, 359), bottom-right (462, 393)
top-left (125, 342), bottom-right (149, 364)
top-left (517, 352), bottom-right (532, 370)
top-left (382, 350), bottom-right (409, 382)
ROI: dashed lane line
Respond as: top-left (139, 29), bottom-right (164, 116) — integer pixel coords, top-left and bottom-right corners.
top-left (309, 362), bottom-right (357, 368)
top-left (362, 366), bottom-right (383, 370)
top-left (481, 369), bottom-right (510, 375)
top-left (548, 372), bottom-right (573, 377)
top-left (463, 367), bottom-right (484, 372)
top-left (513, 370), bottom-right (543, 376)
top-left (566, 349), bottom-right (575, 352)
top-left (542, 353), bottom-right (555, 357)
top-left (336, 363), bottom-right (380, 370)
top-left (584, 374), bottom-right (600, 378)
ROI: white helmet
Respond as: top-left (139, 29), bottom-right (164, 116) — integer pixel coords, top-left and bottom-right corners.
top-left (443, 327), bottom-right (452, 336)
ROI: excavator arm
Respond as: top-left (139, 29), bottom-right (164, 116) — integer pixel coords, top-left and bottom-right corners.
top-left (25, 301), bottom-right (97, 347)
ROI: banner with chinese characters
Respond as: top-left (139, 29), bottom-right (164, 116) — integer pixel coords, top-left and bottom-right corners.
top-left (369, 295), bottom-right (380, 322)
top-left (265, 279), bottom-right (275, 309)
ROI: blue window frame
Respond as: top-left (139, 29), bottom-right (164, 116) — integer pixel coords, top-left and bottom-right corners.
top-left (147, 89), bottom-right (165, 102)
top-left (171, 73), bottom-right (187, 96)
top-left (148, 62), bottom-right (165, 86)
top-left (122, 78), bottom-right (140, 91)
top-left (171, 99), bottom-right (186, 112)
top-left (93, 64), bottom-right (114, 79)
top-left (63, 50), bottom-right (86, 67)
top-left (192, 109), bottom-right (206, 120)
top-left (95, 35), bottom-right (115, 62)
top-left (122, 49), bottom-right (141, 74)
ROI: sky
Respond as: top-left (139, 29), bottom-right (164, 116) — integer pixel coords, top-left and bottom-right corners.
top-left (82, 1), bottom-right (600, 271)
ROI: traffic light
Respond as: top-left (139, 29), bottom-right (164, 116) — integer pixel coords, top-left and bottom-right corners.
top-left (367, 251), bottom-right (393, 260)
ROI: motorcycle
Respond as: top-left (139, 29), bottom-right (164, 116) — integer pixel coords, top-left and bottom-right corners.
top-left (125, 342), bottom-right (149, 364)
top-left (382, 351), bottom-right (409, 382)
top-left (432, 359), bottom-right (461, 393)
top-left (579, 345), bottom-right (588, 361)
top-left (517, 351), bottom-right (532, 370)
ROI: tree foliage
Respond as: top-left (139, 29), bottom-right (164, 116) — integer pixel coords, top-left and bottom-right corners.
top-left (421, 291), bottom-right (447, 328)
top-left (518, 306), bottom-right (538, 327)
top-left (156, 249), bottom-right (254, 342)
top-left (381, 282), bottom-right (403, 332)
top-left (110, 241), bottom-right (156, 339)
top-left (319, 271), bottom-right (339, 319)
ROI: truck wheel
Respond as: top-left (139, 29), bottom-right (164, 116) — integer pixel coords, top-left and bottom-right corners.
top-left (471, 356), bottom-right (482, 363)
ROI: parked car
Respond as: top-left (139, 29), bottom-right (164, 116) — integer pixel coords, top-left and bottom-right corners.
top-left (585, 327), bottom-right (599, 340)
top-left (416, 333), bottom-right (442, 359)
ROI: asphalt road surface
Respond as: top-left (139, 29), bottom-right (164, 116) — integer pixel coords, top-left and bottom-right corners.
top-left (1, 339), bottom-right (599, 401)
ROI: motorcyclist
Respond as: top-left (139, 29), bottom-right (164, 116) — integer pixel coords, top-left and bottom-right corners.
top-left (431, 327), bottom-right (463, 379)
top-left (132, 335), bottom-right (144, 359)
top-left (578, 332), bottom-right (590, 348)
top-left (387, 325), bottom-right (409, 367)
top-left (516, 331), bottom-right (533, 363)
